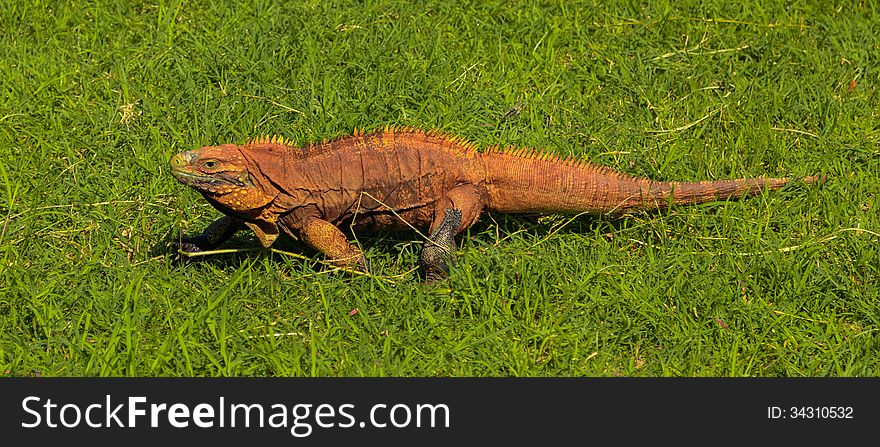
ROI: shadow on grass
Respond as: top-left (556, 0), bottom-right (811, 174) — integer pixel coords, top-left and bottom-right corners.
top-left (153, 212), bottom-right (627, 266)
top-left (150, 227), bottom-right (311, 269)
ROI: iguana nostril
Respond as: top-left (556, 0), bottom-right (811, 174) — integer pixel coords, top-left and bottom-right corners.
top-left (170, 153), bottom-right (185, 169)
top-left (170, 152), bottom-right (195, 169)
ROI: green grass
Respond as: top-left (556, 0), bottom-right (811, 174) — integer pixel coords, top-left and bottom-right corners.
top-left (1, 0), bottom-right (878, 376)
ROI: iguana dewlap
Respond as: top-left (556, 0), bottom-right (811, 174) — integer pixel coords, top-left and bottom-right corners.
top-left (169, 127), bottom-right (819, 280)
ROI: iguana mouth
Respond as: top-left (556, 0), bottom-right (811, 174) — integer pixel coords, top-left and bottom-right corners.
top-left (171, 167), bottom-right (248, 191)
top-left (170, 168), bottom-right (217, 185)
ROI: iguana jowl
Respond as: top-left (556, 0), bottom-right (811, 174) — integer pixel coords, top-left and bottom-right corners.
top-left (170, 127), bottom-right (819, 280)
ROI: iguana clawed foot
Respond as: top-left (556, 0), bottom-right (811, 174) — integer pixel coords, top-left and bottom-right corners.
top-left (329, 250), bottom-right (371, 275)
top-left (350, 255), bottom-right (372, 275)
top-left (170, 236), bottom-right (217, 263)
top-left (170, 216), bottom-right (244, 259)
top-left (171, 239), bottom-right (206, 255)
top-left (420, 208), bottom-right (462, 282)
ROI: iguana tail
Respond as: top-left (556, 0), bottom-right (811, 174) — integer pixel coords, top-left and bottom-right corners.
top-left (482, 149), bottom-right (821, 215)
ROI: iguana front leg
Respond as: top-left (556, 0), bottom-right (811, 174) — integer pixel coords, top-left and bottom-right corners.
top-left (173, 215), bottom-right (244, 253)
top-left (297, 218), bottom-right (369, 272)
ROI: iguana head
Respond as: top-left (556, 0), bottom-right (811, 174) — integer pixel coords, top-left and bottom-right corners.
top-left (170, 144), bottom-right (276, 212)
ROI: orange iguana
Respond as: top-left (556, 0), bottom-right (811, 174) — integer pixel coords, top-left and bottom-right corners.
top-left (169, 127), bottom-right (820, 280)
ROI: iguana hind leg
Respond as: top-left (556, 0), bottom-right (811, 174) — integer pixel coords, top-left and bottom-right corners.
top-left (420, 185), bottom-right (486, 281)
top-left (420, 208), bottom-right (462, 282)
top-left (173, 215), bottom-right (244, 253)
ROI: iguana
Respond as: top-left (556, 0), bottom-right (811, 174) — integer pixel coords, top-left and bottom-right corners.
top-left (169, 127), bottom-right (820, 281)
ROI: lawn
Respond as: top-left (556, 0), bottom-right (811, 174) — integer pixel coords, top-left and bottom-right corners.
top-left (0, 0), bottom-right (878, 376)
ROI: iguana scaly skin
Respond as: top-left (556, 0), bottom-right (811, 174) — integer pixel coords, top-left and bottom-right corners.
top-left (170, 127), bottom-right (820, 280)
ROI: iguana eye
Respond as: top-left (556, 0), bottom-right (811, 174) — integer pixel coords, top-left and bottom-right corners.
top-left (202, 160), bottom-right (219, 169)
